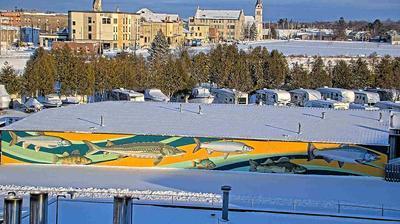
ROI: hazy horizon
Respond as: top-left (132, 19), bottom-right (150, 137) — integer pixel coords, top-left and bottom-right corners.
top-left (0, 0), bottom-right (399, 22)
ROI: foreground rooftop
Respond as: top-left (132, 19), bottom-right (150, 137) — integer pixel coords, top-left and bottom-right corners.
top-left (2, 102), bottom-right (390, 146)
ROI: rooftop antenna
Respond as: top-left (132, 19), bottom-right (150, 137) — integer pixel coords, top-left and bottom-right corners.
top-left (321, 112), bottom-right (326, 119)
top-left (100, 115), bottom-right (104, 127)
top-left (198, 105), bottom-right (202, 115)
top-left (179, 104), bottom-right (182, 113)
top-left (378, 112), bottom-right (383, 122)
top-left (297, 122), bottom-right (302, 134)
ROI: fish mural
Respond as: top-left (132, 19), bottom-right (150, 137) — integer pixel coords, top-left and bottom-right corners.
top-left (53, 150), bottom-right (92, 165)
top-left (84, 140), bottom-right (186, 165)
top-left (193, 138), bottom-right (254, 159)
top-left (0, 131), bottom-right (389, 177)
top-left (193, 159), bottom-right (216, 170)
top-left (249, 158), bottom-right (307, 174)
top-left (307, 143), bottom-right (380, 168)
top-left (9, 131), bottom-right (72, 152)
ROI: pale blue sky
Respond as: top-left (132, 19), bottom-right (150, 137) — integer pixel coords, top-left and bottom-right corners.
top-left (1, 0), bottom-right (399, 22)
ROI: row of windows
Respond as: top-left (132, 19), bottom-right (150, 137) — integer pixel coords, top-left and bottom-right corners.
top-left (102, 18), bottom-right (111, 24)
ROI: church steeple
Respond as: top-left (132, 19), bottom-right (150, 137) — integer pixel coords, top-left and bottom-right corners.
top-left (255, 0), bottom-right (263, 40)
top-left (93, 0), bottom-right (102, 12)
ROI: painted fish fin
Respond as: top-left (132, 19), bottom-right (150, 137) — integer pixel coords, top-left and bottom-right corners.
top-left (106, 140), bottom-right (114, 147)
top-left (22, 142), bottom-right (29, 149)
top-left (276, 157), bottom-right (290, 163)
top-left (34, 145), bottom-right (41, 152)
top-left (338, 161), bottom-right (345, 168)
top-left (193, 138), bottom-right (202, 153)
top-left (9, 131), bottom-right (19, 146)
top-left (192, 160), bottom-right (199, 168)
top-left (71, 150), bottom-right (80, 156)
top-left (83, 140), bottom-right (102, 156)
top-left (154, 157), bottom-right (163, 166)
top-left (223, 153), bottom-right (230, 160)
top-left (307, 143), bottom-right (317, 161)
top-left (324, 157), bottom-right (333, 163)
top-left (52, 155), bottom-right (59, 164)
top-left (261, 159), bottom-right (274, 165)
top-left (249, 159), bottom-right (258, 172)
top-left (62, 152), bottom-right (70, 157)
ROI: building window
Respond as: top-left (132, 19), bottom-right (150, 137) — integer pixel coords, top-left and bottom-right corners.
top-left (73, 21), bottom-right (76, 26)
top-left (88, 33), bottom-right (92, 40)
top-left (88, 17), bottom-right (92, 23)
top-left (102, 18), bottom-right (111, 24)
top-left (73, 29), bottom-right (76, 34)
top-left (114, 18), bottom-right (117, 24)
top-left (88, 25), bottom-right (92, 32)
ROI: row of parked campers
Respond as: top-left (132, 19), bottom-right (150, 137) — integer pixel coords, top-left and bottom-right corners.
top-left (97, 87), bottom-right (400, 110)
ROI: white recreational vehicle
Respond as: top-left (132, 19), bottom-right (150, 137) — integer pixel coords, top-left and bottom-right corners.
top-left (305, 99), bottom-right (349, 110)
top-left (39, 94), bottom-right (62, 108)
top-left (109, 88), bottom-right (145, 102)
top-left (211, 88), bottom-right (248, 105)
top-left (249, 89), bottom-right (291, 106)
top-left (349, 103), bottom-right (380, 111)
top-left (317, 87), bottom-right (355, 103)
top-left (188, 87), bottom-right (215, 104)
top-left (144, 89), bottom-right (170, 102)
top-left (289, 89), bottom-right (322, 106)
top-left (366, 88), bottom-right (400, 102)
top-left (354, 90), bottom-right (380, 106)
top-left (375, 101), bottom-right (400, 111)
top-left (0, 85), bottom-right (11, 110)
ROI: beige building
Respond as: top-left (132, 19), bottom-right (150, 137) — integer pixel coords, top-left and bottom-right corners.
top-left (69, 11), bottom-right (140, 50)
top-left (136, 8), bottom-right (184, 48)
top-left (188, 0), bottom-right (264, 43)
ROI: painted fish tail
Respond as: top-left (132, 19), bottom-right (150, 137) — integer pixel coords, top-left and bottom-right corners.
top-left (249, 159), bottom-right (258, 172)
top-left (9, 131), bottom-right (19, 146)
top-left (307, 143), bottom-right (316, 161)
top-left (83, 140), bottom-right (102, 155)
top-left (193, 138), bottom-right (202, 153)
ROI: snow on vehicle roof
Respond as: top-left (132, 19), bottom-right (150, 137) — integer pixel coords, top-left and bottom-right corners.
top-left (317, 87), bottom-right (354, 93)
top-left (2, 102), bottom-right (390, 146)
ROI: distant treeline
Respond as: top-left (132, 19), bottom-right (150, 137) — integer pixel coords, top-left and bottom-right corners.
top-left (1, 32), bottom-right (400, 98)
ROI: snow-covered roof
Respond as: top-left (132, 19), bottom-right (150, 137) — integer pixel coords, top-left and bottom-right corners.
top-left (195, 9), bottom-right (242, 20)
top-left (137, 8), bottom-right (180, 23)
top-left (2, 102), bottom-right (391, 146)
top-left (245, 16), bottom-right (255, 25)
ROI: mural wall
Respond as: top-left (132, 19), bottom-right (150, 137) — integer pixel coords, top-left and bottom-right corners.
top-left (0, 131), bottom-right (388, 177)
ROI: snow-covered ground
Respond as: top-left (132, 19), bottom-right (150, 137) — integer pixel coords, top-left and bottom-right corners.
top-left (190, 40), bottom-right (400, 57)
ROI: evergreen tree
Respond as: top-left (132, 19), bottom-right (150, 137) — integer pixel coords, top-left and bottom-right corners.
top-left (332, 60), bottom-right (352, 88)
top-left (264, 50), bottom-right (288, 88)
top-left (250, 23), bottom-right (258, 41)
top-left (0, 62), bottom-right (21, 95)
top-left (23, 48), bottom-right (56, 97)
top-left (350, 58), bottom-right (374, 88)
top-left (309, 57), bottom-right (331, 88)
top-left (287, 63), bottom-right (310, 89)
top-left (148, 31), bottom-right (170, 62)
top-left (375, 56), bottom-right (394, 88)
top-left (192, 52), bottom-right (210, 84)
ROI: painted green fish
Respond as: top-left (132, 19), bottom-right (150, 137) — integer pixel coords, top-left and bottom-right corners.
top-left (193, 159), bottom-right (217, 170)
top-left (9, 131), bottom-right (72, 152)
top-left (84, 140), bottom-right (186, 165)
top-left (249, 157), bottom-right (307, 174)
top-left (53, 150), bottom-right (92, 165)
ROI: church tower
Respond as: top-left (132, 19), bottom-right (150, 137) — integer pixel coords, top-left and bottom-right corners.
top-left (93, 0), bottom-right (102, 12)
top-left (255, 0), bottom-right (263, 40)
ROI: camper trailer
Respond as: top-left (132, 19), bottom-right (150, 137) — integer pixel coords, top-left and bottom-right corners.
top-left (317, 87), bottom-right (355, 103)
top-left (375, 101), bottom-right (400, 111)
top-left (144, 89), bottom-right (170, 102)
top-left (39, 94), bottom-right (62, 108)
top-left (305, 99), bottom-right (349, 110)
top-left (24, 98), bottom-right (43, 113)
top-left (109, 88), bottom-right (145, 102)
top-left (188, 87), bottom-right (214, 104)
top-left (354, 90), bottom-right (380, 105)
top-left (349, 103), bottom-right (380, 111)
top-left (211, 88), bottom-right (248, 105)
top-left (366, 88), bottom-right (400, 102)
top-left (0, 85), bottom-right (11, 110)
top-left (249, 89), bottom-right (291, 106)
top-left (289, 89), bottom-right (322, 107)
